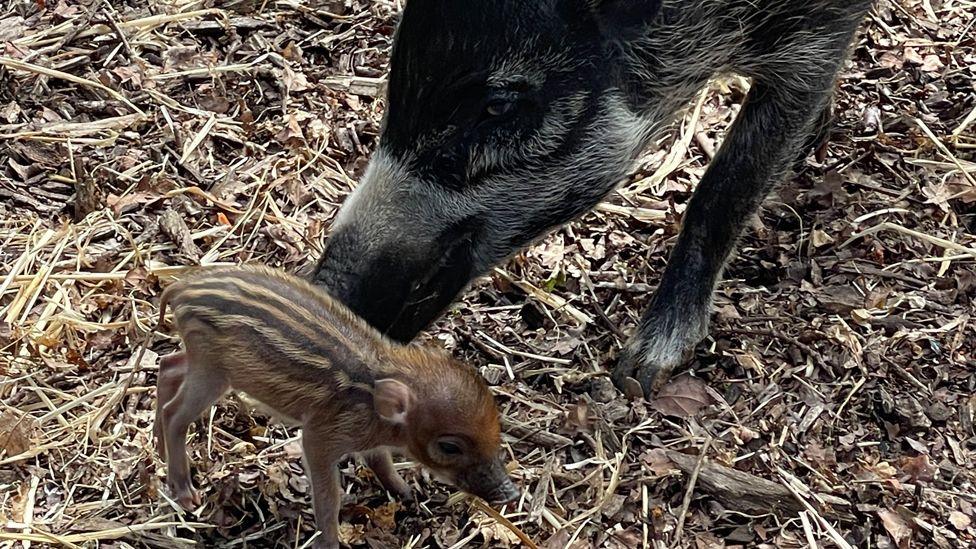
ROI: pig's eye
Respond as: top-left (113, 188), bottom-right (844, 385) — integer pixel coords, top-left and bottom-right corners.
top-left (485, 98), bottom-right (515, 118)
top-left (438, 441), bottom-right (463, 455)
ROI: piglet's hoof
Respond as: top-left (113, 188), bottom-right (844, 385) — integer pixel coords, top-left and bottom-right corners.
top-left (171, 485), bottom-right (201, 510)
top-left (397, 486), bottom-right (416, 504)
top-left (311, 538), bottom-right (340, 549)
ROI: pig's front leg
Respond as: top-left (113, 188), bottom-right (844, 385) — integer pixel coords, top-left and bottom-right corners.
top-left (612, 79), bottom-right (838, 398)
top-left (301, 430), bottom-right (345, 549)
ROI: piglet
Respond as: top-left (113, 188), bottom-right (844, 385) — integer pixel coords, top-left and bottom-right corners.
top-left (151, 265), bottom-right (518, 549)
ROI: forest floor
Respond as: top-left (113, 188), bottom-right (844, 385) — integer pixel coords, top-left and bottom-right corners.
top-left (1, 1), bottom-right (975, 548)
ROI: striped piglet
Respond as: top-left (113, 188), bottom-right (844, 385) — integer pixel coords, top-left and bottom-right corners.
top-left (151, 265), bottom-right (517, 549)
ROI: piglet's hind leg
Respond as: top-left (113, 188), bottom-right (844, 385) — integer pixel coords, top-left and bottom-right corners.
top-left (161, 360), bottom-right (227, 509)
top-left (301, 429), bottom-right (345, 549)
top-left (154, 351), bottom-right (189, 462)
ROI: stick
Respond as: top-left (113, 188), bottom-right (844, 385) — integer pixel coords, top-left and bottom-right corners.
top-left (673, 436), bottom-right (713, 542)
top-left (0, 57), bottom-right (145, 116)
top-left (840, 222), bottom-right (976, 260)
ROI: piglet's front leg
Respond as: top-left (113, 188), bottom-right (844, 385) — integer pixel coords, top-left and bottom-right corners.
top-left (301, 430), bottom-right (345, 549)
top-left (365, 449), bottom-right (412, 501)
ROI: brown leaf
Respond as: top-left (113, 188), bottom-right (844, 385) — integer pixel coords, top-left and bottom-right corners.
top-left (640, 448), bottom-right (678, 478)
top-left (811, 229), bottom-right (835, 248)
top-left (897, 454), bottom-right (937, 483)
top-left (878, 508), bottom-right (914, 549)
top-left (651, 375), bottom-right (715, 418)
top-left (0, 410), bottom-right (36, 456)
top-left (471, 509), bottom-right (520, 545)
top-left (281, 41), bottom-right (304, 62)
top-left (282, 65), bottom-right (310, 92)
top-left (540, 529), bottom-right (590, 549)
top-left (371, 501), bottom-right (400, 531)
top-left (106, 190), bottom-right (162, 216)
top-left (948, 511), bottom-right (971, 531)
top-left (275, 113), bottom-right (305, 147)
top-left (563, 398), bottom-right (590, 434)
top-left (920, 54), bottom-right (944, 72)
top-left (903, 47), bottom-right (925, 65)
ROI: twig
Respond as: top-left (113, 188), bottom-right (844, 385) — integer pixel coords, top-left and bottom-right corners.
top-left (799, 511), bottom-right (819, 549)
top-left (716, 328), bottom-right (828, 371)
top-left (915, 119), bottom-right (976, 187)
top-left (101, 0), bottom-right (134, 57)
top-left (840, 222), bottom-right (976, 260)
top-left (777, 468), bottom-right (853, 549)
top-left (470, 498), bottom-right (539, 549)
top-left (673, 436), bottom-right (713, 542)
top-left (0, 57), bottom-right (145, 116)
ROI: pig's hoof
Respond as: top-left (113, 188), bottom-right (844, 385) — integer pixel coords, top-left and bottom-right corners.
top-left (612, 334), bottom-right (692, 398)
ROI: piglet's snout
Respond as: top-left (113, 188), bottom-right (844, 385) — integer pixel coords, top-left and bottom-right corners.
top-left (459, 459), bottom-right (519, 505)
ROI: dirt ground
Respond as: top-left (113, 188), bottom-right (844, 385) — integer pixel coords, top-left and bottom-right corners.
top-left (1, 1), bottom-right (975, 548)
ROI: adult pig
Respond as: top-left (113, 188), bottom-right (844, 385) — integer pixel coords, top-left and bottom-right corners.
top-left (312, 0), bottom-right (874, 397)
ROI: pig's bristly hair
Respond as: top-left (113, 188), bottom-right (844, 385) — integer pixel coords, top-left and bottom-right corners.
top-left (158, 264), bottom-right (492, 406)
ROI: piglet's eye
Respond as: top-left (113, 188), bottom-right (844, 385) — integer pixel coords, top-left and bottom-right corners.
top-left (438, 441), bottom-right (463, 455)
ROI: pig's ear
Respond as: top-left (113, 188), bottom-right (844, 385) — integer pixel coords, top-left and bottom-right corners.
top-left (374, 379), bottom-right (414, 424)
top-left (591, 0), bottom-right (663, 40)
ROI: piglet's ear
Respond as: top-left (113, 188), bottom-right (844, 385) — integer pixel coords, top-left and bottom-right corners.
top-left (591, 0), bottom-right (663, 40)
top-left (374, 379), bottom-right (414, 425)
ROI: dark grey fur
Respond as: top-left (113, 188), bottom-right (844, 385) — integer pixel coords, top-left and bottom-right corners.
top-left (312, 0), bottom-right (875, 396)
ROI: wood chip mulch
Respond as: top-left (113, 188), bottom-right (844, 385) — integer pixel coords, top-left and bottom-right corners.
top-left (1, 1), bottom-right (974, 547)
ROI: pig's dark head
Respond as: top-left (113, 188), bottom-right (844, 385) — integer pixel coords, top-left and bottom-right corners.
top-left (315, 0), bottom-right (663, 340)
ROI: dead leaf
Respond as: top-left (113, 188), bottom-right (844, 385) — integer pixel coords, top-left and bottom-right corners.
top-left (371, 501), bottom-right (399, 531)
top-left (897, 454), bottom-right (937, 483)
top-left (948, 511), bottom-right (971, 531)
top-left (903, 47), bottom-right (925, 65)
top-left (338, 523), bottom-right (367, 546)
top-left (0, 410), bottom-right (35, 456)
top-left (276, 113), bottom-right (305, 147)
top-left (920, 54), bottom-right (944, 72)
top-left (471, 509), bottom-right (520, 546)
top-left (651, 375), bottom-right (715, 418)
top-left (1, 100), bottom-right (21, 123)
top-left (734, 352), bottom-right (765, 373)
top-left (640, 448), bottom-right (678, 478)
top-left (281, 41), bottom-right (304, 62)
top-left (878, 508), bottom-right (914, 549)
top-left (811, 229), bottom-right (835, 248)
top-left (164, 47), bottom-right (219, 71)
top-left (563, 398), bottom-right (590, 434)
top-left (540, 529), bottom-right (590, 549)
top-left (106, 190), bottom-right (161, 215)
top-left (282, 65), bottom-right (310, 92)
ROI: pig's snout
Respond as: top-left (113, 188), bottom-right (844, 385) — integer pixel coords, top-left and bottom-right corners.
top-left (458, 459), bottom-right (520, 505)
top-left (313, 219), bottom-right (477, 343)
top-left (313, 228), bottom-right (416, 335)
